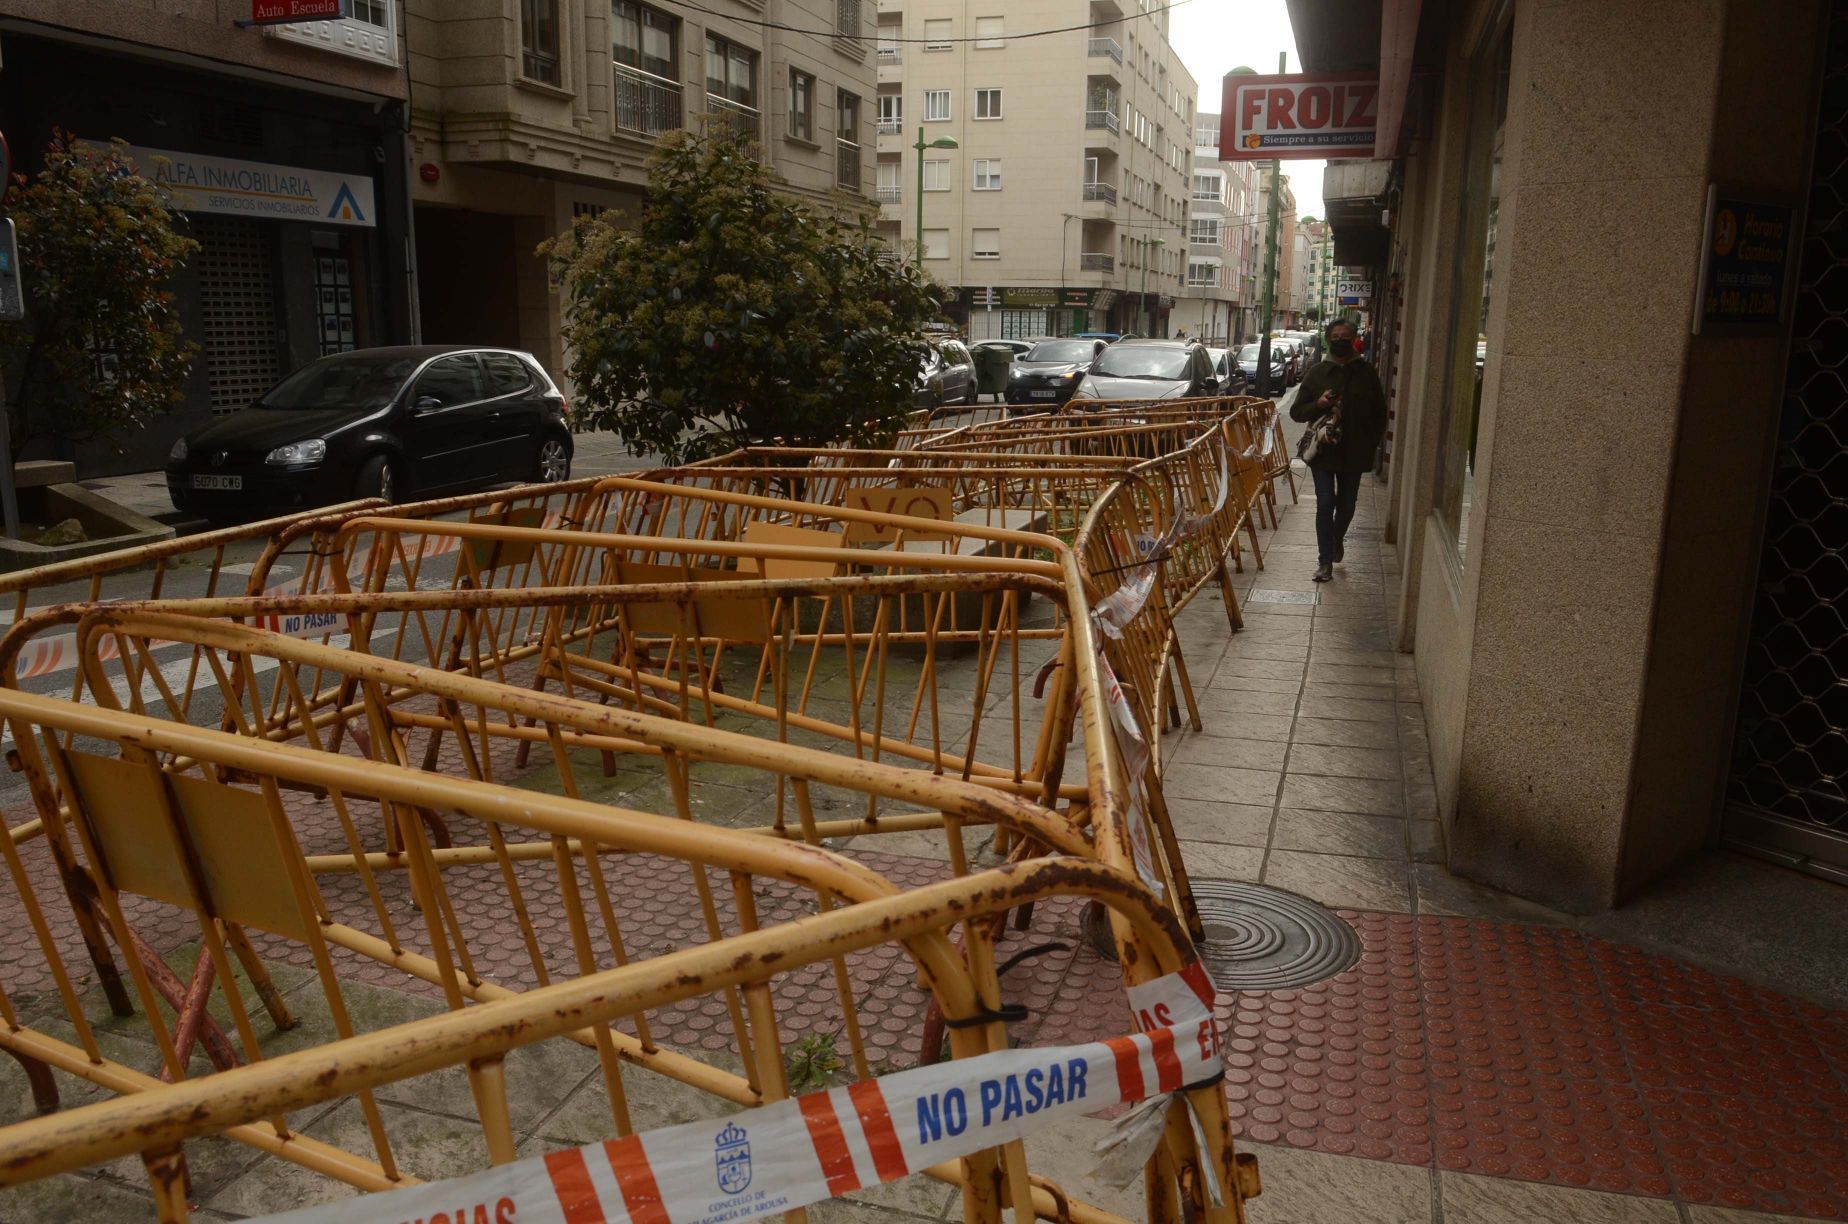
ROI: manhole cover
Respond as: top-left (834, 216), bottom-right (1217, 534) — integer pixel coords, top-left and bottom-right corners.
top-left (1190, 879), bottom-right (1360, 989)
top-left (1246, 588), bottom-right (1319, 605)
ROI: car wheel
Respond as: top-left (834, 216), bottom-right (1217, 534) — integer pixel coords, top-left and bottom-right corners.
top-left (355, 454), bottom-right (397, 504)
top-left (534, 436), bottom-right (572, 483)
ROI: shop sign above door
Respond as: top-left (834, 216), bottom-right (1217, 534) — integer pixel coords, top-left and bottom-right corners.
top-left (244, 0), bottom-right (348, 25)
top-left (111, 145), bottom-right (376, 229)
top-left (1220, 73), bottom-right (1379, 161)
top-left (1693, 185), bottom-right (1795, 334)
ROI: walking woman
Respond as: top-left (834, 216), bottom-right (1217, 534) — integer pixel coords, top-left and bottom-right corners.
top-left (1289, 318), bottom-right (1387, 582)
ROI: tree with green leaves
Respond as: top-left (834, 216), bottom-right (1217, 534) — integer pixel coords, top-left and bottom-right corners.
top-left (543, 125), bottom-right (941, 464)
top-left (1, 133), bottom-right (199, 461)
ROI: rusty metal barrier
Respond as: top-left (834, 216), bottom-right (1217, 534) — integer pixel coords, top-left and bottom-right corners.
top-left (0, 667), bottom-right (1253, 1221)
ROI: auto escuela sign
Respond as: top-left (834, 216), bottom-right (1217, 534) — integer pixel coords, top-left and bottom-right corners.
top-left (101, 144), bottom-right (376, 228)
top-left (246, 0), bottom-right (347, 24)
top-left (1220, 72), bottom-right (1379, 161)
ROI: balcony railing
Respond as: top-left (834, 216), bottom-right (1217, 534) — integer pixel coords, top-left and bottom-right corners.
top-left (877, 45), bottom-right (900, 63)
top-left (1080, 252), bottom-right (1115, 272)
top-left (704, 95), bottom-right (760, 142)
top-left (1085, 109), bottom-right (1121, 133)
top-left (1087, 36), bottom-right (1123, 62)
top-left (876, 117), bottom-right (902, 135)
top-left (837, 139), bottom-right (861, 191)
top-left (1083, 181), bottom-right (1117, 204)
top-left (614, 67), bottom-right (684, 137)
top-left (876, 185), bottom-right (902, 203)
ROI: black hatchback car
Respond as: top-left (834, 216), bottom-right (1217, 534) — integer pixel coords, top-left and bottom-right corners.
top-left (1005, 337), bottom-right (1109, 411)
top-left (167, 346), bottom-right (573, 519)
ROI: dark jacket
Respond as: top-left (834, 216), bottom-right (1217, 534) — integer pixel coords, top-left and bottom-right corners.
top-left (1290, 357), bottom-right (1387, 474)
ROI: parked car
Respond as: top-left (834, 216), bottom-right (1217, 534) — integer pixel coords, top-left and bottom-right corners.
top-left (1284, 330), bottom-right (1322, 364)
top-left (166, 345), bottom-right (572, 520)
top-left (915, 338), bottom-right (977, 410)
top-left (1208, 348), bottom-right (1250, 396)
top-left (1234, 342), bottom-right (1289, 394)
top-left (1006, 337), bottom-right (1109, 411)
top-left (1071, 340), bottom-right (1221, 401)
top-left (1273, 336), bottom-right (1304, 385)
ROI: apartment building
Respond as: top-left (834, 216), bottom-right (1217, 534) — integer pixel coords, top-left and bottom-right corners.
top-left (871, 0), bottom-right (1196, 338)
top-left (0, 1), bottom-right (415, 475)
top-left (1257, 169), bottom-right (1301, 329)
top-left (1296, 216), bottom-right (1331, 323)
top-left (1177, 111), bottom-right (1262, 346)
top-left (409, 0), bottom-right (879, 374)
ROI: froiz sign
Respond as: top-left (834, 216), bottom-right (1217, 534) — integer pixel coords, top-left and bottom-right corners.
top-left (1220, 72), bottom-right (1380, 161)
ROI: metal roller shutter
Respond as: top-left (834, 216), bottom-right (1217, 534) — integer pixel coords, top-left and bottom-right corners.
top-left (195, 216), bottom-right (283, 414)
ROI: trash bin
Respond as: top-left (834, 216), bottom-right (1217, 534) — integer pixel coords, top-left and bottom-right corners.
top-left (975, 345), bottom-right (1014, 400)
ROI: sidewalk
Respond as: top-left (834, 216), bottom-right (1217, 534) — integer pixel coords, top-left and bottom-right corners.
top-left (4, 448), bottom-right (1845, 1224)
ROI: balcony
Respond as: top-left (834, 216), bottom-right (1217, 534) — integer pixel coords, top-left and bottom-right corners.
top-left (614, 67), bottom-right (684, 138)
top-left (877, 45), bottom-right (900, 64)
top-left (1081, 253), bottom-right (1116, 273)
top-left (1087, 36), bottom-right (1122, 63)
top-left (837, 140), bottom-right (862, 191)
top-left (1083, 181), bottom-right (1118, 205)
top-left (876, 117), bottom-right (902, 135)
top-left (1085, 109), bottom-right (1121, 134)
top-left (877, 185), bottom-right (902, 203)
top-left (704, 96), bottom-right (761, 143)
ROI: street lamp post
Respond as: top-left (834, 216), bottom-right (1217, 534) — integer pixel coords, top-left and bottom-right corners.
top-left (1140, 237), bottom-right (1165, 335)
top-left (913, 127), bottom-right (959, 267)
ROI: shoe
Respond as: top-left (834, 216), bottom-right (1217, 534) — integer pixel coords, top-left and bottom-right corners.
top-left (1313, 563), bottom-right (1333, 582)
top-left (1334, 541), bottom-right (1345, 563)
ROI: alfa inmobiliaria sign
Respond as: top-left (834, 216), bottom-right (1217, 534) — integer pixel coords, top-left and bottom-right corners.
top-left (1220, 72), bottom-right (1380, 161)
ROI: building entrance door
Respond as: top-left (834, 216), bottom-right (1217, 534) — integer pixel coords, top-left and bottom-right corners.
top-left (1722, 20), bottom-right (1848, 884)
top-left (195, 216), bottom-right (284, 415)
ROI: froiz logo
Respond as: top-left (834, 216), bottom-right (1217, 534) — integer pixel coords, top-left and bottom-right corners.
top-left (714, 1122), bottom-right (752, 1195)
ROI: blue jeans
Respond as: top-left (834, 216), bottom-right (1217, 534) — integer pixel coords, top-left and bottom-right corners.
top-left (1311, 467), bottom-right (1361, 565)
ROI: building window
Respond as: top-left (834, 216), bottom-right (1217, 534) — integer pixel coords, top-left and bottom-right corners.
top-left (615, 2), bottom-right (677, 79)
top-left (877, 91), bottom-right (902, 130)
top-left (924, 19), bottom-right (952, 50)
top-left (974, 16), bottom-right (1004, 48)
top-left (1187, 261), bottom-right (1218, 287)
top-left (1436, 17), bottom-right (1514, 558)
top-left (876, 159), bottom-right (901, 200)
top-left (972, 159), bottom-right (1001, 190)
top-left (837, 89), bottom-right (862, 189)
top-left (923, 228), bottom-right (949, 260)
top-left (1195, 121), bottom-right (1216, 148)
top-left (974, 88), bottom-right (1002, 120)
top-left (1191, 172), bottom-right (1222, 203)
top-left (352, 0), bottom-right (388, 24)
top-left (521, 0), bottom-right (560, 84)
top-left (788, 69), bottom-right (815, 141)
top-left (1190, 218), bottom-right (1219, 246)
top-left (972, 228), bottom-right (1000, 259)
top-left (705, 34), bottom-right (759, 136)
top-left (922, 159), bottom-right (951, 191)
top-left (924, 89), bottom-right (951, 121)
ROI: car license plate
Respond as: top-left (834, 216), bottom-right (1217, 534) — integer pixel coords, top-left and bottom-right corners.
top-left (1030, 390), bottom-right (1057, 398)
top-left (190, 474), bottom-right (243, 491)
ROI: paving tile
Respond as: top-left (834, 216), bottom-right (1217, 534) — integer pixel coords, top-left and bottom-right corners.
top-left (1220, 639), bottom-right (1312, 663)
top-left (1286, 743), bottom-right (1403, 781)
top-left (1205, 673), bottom-right (1305, 695)
top-left (1289, 715), bottom-right (1399, 750)
top-left (1171, 734), bottom-right (1291, 772)
top-left (1437, 1170), bottom-right (1682, 1223)
top-left (1270, 808), bottom-right (1408, 860)
top-left (1295, 696), bottom-right (1398, 724)
top-left (1165, 762), bottom-right (1283, 807)
top-left (1301, 681), bottom-right (1400, 704)
top-left (1305, 663), bottom-right (1398, 687)
top-left (1237, 1142), bottom-right (1433, 1224)
top-left (1410, 863), bottom-right (1572, 925)
top-left (1686, 1209), bottom-right (1839, 1224)
top-left (1214, 656), bottom-right (1309, 682)
top-left (1188, 709), bottom-right (1297, 743)
top-left (1280, 774), bottom-right (1404, 817)
top-left (1194, 687), bottom-right (1300, 717)
top-left (1411, 820), bottom-right (1444, 863)
top-left (1261, 849), bottom-right (1411, 912)
top-left (1178, 839), bottom-right (1266, 882)
top-left (0, 1174), bottom-right (160, 1223)
top-left (1164, 798), bottom-right (1275, 847)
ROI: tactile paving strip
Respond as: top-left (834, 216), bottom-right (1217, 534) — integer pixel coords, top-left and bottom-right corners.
top-left (1023, 908), bottom-right (1848, 1219)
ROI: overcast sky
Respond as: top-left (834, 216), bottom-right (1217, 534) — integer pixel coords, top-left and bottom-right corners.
top-left (1168, 0), bottom-right (1327, 220)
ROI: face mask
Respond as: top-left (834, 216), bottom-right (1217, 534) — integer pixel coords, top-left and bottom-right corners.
top-left (1329, 337), bottom-right (1355, 358)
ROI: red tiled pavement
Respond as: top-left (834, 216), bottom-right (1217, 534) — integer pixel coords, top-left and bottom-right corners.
top-left (1035, 908), bottom-right (1848, 1220)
